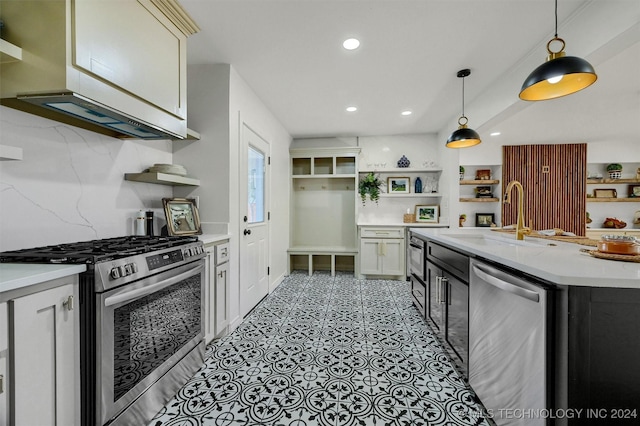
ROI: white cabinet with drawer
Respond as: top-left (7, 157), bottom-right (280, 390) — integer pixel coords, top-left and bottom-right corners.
top-left (204, 240), bottom-right (230, 343)
top-left (359, 227), bottom-right (405, 279)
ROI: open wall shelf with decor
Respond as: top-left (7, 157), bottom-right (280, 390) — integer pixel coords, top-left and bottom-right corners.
top-left (458, 165), bottom-right (502, 227)
top-left (585, 162), bottom-right (640, 232)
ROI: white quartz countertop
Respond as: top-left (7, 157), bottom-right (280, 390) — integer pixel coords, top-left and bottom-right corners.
top-left (0, 263), bottom-right (87, 296)
top-left (199, 234), bottom-right (231, 245)
top-left (358, 221), bottom-right (449, 228)
top-left (410, 228), bottom-right (640, 288)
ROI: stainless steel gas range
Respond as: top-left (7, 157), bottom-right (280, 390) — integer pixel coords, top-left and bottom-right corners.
top-left (1, 235), bottom-right (206, 426)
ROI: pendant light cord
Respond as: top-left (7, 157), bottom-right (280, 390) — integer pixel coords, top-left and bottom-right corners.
top-left (554, 0), bottom-right (558, 38)
top-left (461, 76), bottom-right (465, 117)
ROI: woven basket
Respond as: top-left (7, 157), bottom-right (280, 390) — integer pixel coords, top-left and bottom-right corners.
top-left (403, 213), bottom-right (416, 223)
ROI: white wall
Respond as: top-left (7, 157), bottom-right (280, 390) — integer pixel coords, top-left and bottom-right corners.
top-left (228, 65), bottom-right (291, 293)
top-left (176, 64), bottom-right (291, 331)
top-left (0, 106), bottom-right (173, 251)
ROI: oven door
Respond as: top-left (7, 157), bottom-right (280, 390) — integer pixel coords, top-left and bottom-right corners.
top-left (408, 236), bottom-right (425, 281)
top-left (97, 259), bottom-right (205, 425)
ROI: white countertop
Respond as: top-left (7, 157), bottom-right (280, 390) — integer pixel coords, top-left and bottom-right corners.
top-left (0, 263), bottom-right (87, 297)
top-left (410, 228), bottom-right (640, 288)
top-left (358, 221), bottom-right (449, 228)
top-left (199, 234), bottom-right (231, 245)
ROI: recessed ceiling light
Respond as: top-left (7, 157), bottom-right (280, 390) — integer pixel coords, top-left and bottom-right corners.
top-left (343, 38), bottom-right (360, 50)
top-left (401, 110), bottom-right (412, 116)
top-left (490, 132), bottom-right (501, 136)
top-left (346, 106), bottom-right (357, 112)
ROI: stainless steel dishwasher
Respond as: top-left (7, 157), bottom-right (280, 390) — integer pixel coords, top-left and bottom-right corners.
top-left (469, 259), bottom-right (551, 426)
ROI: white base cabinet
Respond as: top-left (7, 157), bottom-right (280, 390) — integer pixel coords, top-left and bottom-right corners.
top-left (9, 279), bottom-right (79, 426)
top-left (0, 302), bottom-right (7, 426)
top-left (204, 240), bottom-right (230, 343)
top-left (359, 227), bottom-right (405, 279)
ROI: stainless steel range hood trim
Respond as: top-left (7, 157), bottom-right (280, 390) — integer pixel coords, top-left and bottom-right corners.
top-left (16, 92), bottom-right (185, 140)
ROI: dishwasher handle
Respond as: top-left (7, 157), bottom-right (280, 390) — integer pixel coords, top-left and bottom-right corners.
top-left (472, 264), bottom-right (540, 303)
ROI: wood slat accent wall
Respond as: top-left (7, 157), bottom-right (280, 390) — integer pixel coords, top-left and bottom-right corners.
top-left (502, 144), bottom-right (587, 236)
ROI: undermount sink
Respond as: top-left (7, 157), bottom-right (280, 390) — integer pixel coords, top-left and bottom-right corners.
top-left (442, 233), bottom-right (553, 248)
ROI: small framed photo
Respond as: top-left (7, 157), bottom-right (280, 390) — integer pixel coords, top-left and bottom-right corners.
top-left (162, 197), bottom-right (203, 236)
top-left (629, 185), bottom-right (640, 198)
top-left (388, 177), bottom-right (410, 193)
top-left (476, 213), bottom-right (495, 227)
top-left (594, 188), bottom-right (617, 198)
top-left (415, 205), bottom-right (439, 223)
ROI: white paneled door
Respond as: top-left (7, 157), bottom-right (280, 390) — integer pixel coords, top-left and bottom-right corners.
top-left (239, 124), bottom-right (270, 317)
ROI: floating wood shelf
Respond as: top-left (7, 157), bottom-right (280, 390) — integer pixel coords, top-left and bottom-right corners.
top-left (586, 197), bottom-right (639, 202)
top-left (124, 172), bottom-right (200, 186)
top-left (586, 178), bottom-right (640, 184)
top-left (460, 197), bottom-right (500, 202)
top-left (459, 179), bottom-right (500, 185)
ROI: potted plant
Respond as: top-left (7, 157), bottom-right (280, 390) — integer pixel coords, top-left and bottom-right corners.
top-left (606, 163), bottom-right (622, 180)
top-left (459, 166), bottom-right (465, 180)
top-left (359, 172), bottom-right (382, 205)
top-left (459, 214), bottom-right (467, 227)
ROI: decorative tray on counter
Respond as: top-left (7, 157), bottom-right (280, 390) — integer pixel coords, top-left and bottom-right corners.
top-left (580, 248), bottom-right (640, 263)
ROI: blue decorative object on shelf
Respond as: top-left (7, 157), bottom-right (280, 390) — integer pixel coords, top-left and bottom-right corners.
top-left (414, 177), bottom-right (422, 193)
top-left (397, 155), bottom-right (410, 168)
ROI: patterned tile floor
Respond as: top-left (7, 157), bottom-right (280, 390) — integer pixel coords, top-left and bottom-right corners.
top-left (149, 271), bottom-right (491, 426)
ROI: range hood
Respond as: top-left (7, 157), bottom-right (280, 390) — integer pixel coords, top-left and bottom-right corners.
top-left (0, 0), bottom-right (198, 141)
top-left (16, 92), bottom-right (183, 140)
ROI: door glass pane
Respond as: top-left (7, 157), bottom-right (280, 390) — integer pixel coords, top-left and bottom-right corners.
top-left (248, 146), bottom-right (265, 224)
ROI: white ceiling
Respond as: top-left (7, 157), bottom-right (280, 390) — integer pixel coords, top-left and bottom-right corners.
top-left (180, 0), bottom-right (640, 145)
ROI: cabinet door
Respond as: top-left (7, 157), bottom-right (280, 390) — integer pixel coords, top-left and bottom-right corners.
top-left (360, 239), bottom-right (382, 275)
top-left (74, 0), bottom-right (187, 118)
top-left (0, 302), bottom-right (7, 426)
top-left (445, 273), bottom-right (469, 373)
top-left (426, 261), bottom-right (444, 333)
top-left (214, 261), bottom-right (230, 337)
top-left (381, 238), bottom-right (405, 276)
top-left (12, 283), bottom-right (78, 426)
top-left (204, 248), bottom-right (215, 343)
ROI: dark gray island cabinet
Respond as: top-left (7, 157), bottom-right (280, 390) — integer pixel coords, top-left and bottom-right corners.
top-left (562, 286), bottom-right (640, 425)
top-left (410, 229), bottom-right (640, 426)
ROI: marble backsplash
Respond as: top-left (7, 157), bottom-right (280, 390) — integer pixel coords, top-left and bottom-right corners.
top-left (0, 106), bottom-right (175, 251)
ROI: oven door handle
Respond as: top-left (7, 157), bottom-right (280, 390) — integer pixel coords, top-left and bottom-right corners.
top-left (104, 263), bottom-right (204, 307)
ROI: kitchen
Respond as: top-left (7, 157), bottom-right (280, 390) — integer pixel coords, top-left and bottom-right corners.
top-left (0, 0), bottom-right (639, 425)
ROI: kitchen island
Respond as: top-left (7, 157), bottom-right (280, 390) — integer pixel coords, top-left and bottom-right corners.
top-left (410, 228), bottom-right (639, 288)
top-left (411, 228), bottom-right (640, 426)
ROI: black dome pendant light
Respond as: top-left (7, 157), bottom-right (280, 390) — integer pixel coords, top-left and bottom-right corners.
top-left (446, 69), bottom-right (481, 149)
top-left (519, 0), bottom-right (597, 101)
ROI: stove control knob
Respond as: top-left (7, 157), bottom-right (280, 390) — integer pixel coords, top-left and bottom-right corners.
top-left (110, 267), bottom-right (121, 279)
top-left (130, 262), bottom-right (138, 274)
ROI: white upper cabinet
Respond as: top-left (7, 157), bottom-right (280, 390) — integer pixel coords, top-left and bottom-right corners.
top-left (0, 0), bottom-right (198, 139)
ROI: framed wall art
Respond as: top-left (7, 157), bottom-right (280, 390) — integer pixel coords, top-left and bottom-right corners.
top-left (415, 205), bottom-right (439, 223)
top-left (388, 177), bottom-right (410, 194)
top-left (162, 198), bottom-right (202, 236)
top-left (476, 213), bottom-right (495, 227)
